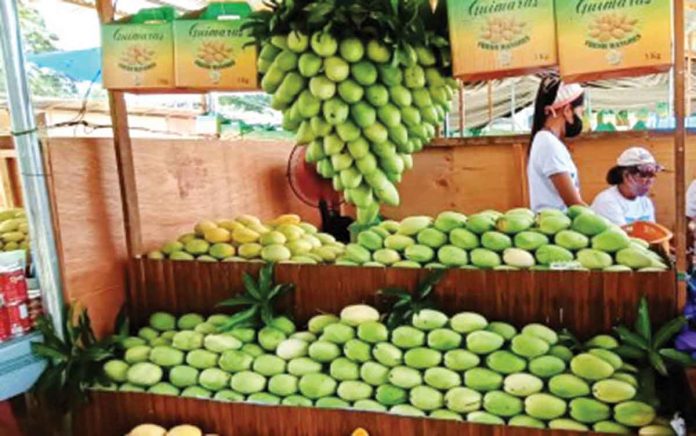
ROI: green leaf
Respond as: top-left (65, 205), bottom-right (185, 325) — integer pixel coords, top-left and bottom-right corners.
top-left (392, 299), bottom-right (411, 309)
top-left (258, 262), bottom-right (275, 297)
top-left (659, 348), bottom-right (696, 366)
top-left (379, 287), bottom-right (409, 298)
top-left (33, 364), bottom-right (65, 394)
top-left (634, 366), bottom-right (659, 408)
top-left (114, 306), bottom-right (130, 339)
top-left (614, 325), bottom-right (650, 350)
top-left (64, 306), bottom-right (78, 346)
top-left (417, 269), bottom-right (447, 297)
top-left (217, 306), bottom-right (259, 332)
top-left (217, 295), bottom-right (257, 308)
top-left (635, 297), bottom-right (652, 343)
top-left (35, 316), bottom-right (69, 354)
top-left (648, 350), bottom-right (668, 376)
top-left (242, 272), bottom-right (262, 300)
top-left (31, 343), bottom-right (68, 362)
top-left (79, 310), bottom-right (97, 345)
top-left (653, 316), bottom-right (687, 350)
top-left (83, 346), bottom-right (113, 362)
top-left (385, 312), bottom-right (400, 330)
top-left (558, 329), bottom-right (583, 351)
top-left (389, 0), bottom-right (398, 15)
top-left (260, 305), bottom-right (275, 327)
top-left (268, 283), bottom-right (293, 301)
top-left (613, 345), bottom-right (647, 361)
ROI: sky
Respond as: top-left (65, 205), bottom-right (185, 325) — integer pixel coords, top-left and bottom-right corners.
top-left (31, 0), bottom-right (102, 51)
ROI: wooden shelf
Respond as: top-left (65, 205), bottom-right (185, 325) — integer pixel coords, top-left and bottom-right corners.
top-left (107, 87), bottom-right (262, 95)
top-left (128, 258), bottom-right (678, 338)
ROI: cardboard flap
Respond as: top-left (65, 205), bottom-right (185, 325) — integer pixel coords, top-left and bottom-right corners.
top-left (130, 6), bottom-right (178, 24)
top-left (201, 2), bottom-right (252, 20)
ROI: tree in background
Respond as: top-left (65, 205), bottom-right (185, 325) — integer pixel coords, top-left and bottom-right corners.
top-left (0, 0), bottom-right (78, 98)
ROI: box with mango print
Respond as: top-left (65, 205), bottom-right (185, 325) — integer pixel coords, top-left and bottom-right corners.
top-left (447, 0), bottom-right (558, 81)
top-left (556, 0), bottom-right (672, 82)
top-left (174, 3), bottom-right (258, 90)
top-left (101, 7), bottom-right (176, 90)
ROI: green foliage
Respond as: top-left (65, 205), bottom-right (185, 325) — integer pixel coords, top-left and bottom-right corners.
top-left (614, 297), bottom-right (695, 376)
top-left (611, 297), bottom-right (695, 407)
top-left (31, 303), bottom-right (127, 413)
top-left (18, 0), bottom-right (59, 54)
top-left (216, 263), bottom-right (295, 331)
top-left (379, 268), bottom-right (447, 329)
top-left (0, 1), bottom-right (78, 98)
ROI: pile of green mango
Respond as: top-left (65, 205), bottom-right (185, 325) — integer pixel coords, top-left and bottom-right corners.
top-left (147, 213), bottom-right (344, 264)
top-left (257, 31), bottom-right (457, 224)
top-left (341, 206), bottom-right (667, 271)
top-left (0, 208), bottom-right (29, 253)
top-left (101, 304), bottom-right (670, 433)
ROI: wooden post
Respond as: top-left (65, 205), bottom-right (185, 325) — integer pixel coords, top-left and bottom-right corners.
top-left (458, 80), bottom-right (465, 137)
top-left (674, 0), bottom-right (688, 306)
top-left (687, 31), bottom-right (692, 117)
top-left (95, 0), bottom-right (142, 258)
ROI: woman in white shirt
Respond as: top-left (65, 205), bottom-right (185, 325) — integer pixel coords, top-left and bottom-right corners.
top-left (527, 75), bottom-right (587, 212)
top-left (591, 147), bottom-right (662, 226)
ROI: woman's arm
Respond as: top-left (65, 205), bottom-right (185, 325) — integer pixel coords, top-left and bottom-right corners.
top-left (549, 172), bottom-right (587, 207)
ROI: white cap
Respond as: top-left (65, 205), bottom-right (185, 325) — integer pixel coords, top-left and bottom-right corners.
top-left (544, 82), bottom-right (584, 116)
top-left (549, 83), bottom-right (584, 110)
top-left (617, 147), bottom-right (658, 167)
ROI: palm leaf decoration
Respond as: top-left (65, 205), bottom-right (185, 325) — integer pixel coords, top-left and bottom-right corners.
top-left (216, 262), bottom-right (294, 331)
top-left (379, 268), bottom-right (448, 329)
top-left (614, 297), bottom-right (695, 375)
top-left (612, 296), bottom-right (696, 407)
top-left (31, 303), bottom-right (127, 413)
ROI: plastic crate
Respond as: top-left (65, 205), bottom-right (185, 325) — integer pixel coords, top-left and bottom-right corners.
top-left (0, 332), bottom-right (45, 401)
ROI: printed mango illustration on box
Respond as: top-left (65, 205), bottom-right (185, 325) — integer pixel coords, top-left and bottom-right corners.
top-left (174, 3), bottom-right (258, 90)
top-left (447, 0), bottom-right (557, 81)
top-left (556, 0), bottom-right (672, 83)
top-left (101, 7), bottom-right (176, 89)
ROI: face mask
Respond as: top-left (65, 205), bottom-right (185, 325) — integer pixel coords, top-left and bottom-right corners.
top-left (565, 113), bottom-right (583, 138)
top-left (625, 174), bottom-right (651, 197)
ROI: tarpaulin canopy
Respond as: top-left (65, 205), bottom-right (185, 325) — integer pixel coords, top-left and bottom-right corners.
top-left (26, 47), bottom-right (101, 83)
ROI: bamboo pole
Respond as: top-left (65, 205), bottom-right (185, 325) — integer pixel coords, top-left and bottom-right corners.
top-left (674, 0), bottom-right (688, 304)
top-left (95, 0), bottom-right (143, 257)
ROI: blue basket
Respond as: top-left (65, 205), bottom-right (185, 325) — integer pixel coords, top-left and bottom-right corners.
top-left (0, 332), bottom-right (45, 401)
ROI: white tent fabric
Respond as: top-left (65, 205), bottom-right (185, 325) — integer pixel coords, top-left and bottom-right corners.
top-left (453, 73), bottom-right (686, 130)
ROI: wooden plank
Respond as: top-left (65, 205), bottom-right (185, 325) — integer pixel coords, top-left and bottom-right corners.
top-left (43, 137), bottom-right (317, 334)
top-left (513, 143), bottom-right (529, 206)
top-left (128, 259), bottom-right (678, 338)
top-left (44, 137), bottom-right (128, 336)
top-left (131, 139), bottom-right (318, 251)
top-left (675, 0), bottom-right (689, 312)
top-left (95, 0), bottom-right (143, 258)
top-left (76, 391), bottom-right (590, 436)
top-left (382, 142), bottom-right (525, 219)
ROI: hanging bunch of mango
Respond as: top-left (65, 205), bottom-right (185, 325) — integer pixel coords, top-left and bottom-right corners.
top-left (245, 0), bottom-right (457, 224)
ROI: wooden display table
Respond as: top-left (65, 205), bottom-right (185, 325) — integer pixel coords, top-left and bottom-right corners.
top-left (128, 259), bottom-right (678, 337)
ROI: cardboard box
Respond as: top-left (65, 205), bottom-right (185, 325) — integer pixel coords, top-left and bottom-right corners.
top-left (448, 0), bottom-right (558, 82)
top-left (556, 0), bottom-right (673, 83)
top-left (174, 3), bottom-right (258, 90)
top-left (101, 7), bottom-right (176, 90)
